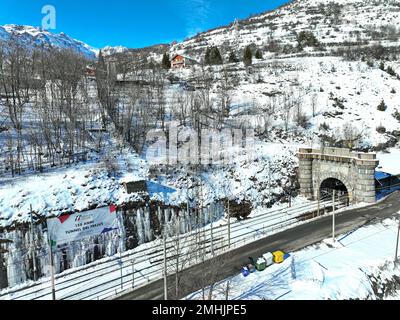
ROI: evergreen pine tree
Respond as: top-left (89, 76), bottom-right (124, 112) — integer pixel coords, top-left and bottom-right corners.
top-left (377, 99), bottom-right (387, 112)
top-left (97, 50), bottom-right (107, 80)
top-left (205, 46), bottom-right (223, 65)
top-left (255, 49), bottom-right (263, 59)
top-left (297, 31), bottom-right (319, 51)
top-left (228, 51), bottom-right (238, 63)
top-left (161, 53), bottom-right (171, 70)
top-left (243, 46), bottom-right (253, 66)
top-left (204, 48), bottom-right (211, 65)
top-left (379, 61), bottom-right (385, 71)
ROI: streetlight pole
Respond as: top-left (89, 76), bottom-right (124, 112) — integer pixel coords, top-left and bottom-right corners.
top-left (395, 218), bottom-right (400, 266)
top-left (119, 253), bottom-right (123, 291)
top-left (49, 242), bottom-right (56, 301)
top-left (131, 260), bottom-right (135, 289)
top-left (163, 225), bottom-right (168, 300)
top-left (332, 190), bottom-right (336, 243)
top-left (227, 199), bottom-right (231, 249)
top-left (30, 205), bottom-right (37, 281)
top-left (46, 221), bottom-right (56, 301)
top-left (211, 216), bottom-right (214, 257)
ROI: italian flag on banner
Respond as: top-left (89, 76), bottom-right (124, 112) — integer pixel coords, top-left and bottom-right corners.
top-left (109, 204), bottom-right (117, 213)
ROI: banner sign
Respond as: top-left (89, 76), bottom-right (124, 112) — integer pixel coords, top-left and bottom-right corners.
top-left (47, 205), bottom-right (119, 246)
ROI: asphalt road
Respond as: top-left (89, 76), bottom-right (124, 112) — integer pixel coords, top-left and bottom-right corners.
top-left (116, 192), bottom-right (400, 300)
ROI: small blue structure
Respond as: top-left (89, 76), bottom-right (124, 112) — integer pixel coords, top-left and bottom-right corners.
top-left (375, 171), bottom-right (400, 201)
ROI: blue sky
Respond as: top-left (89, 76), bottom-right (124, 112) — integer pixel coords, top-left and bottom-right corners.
top-left (0, 0), bottom-right (289, 49)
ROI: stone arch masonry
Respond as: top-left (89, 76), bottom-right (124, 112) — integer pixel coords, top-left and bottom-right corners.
top-left (298, 147), bottom-right (379, 204)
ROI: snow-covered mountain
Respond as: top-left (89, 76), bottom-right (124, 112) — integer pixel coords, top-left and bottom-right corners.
top-left (0, 24), bottom-right (97, 59)
top-left (101, 45), bottom-right (129, 57)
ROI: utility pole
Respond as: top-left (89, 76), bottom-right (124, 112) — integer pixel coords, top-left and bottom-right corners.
top-left (227, 198), bottom-right (231, 249)
top-left (288, 182), bottom-right (293, 208)
top-left (175, 215), bottom-right (180, 299)
top-left (119, 253), bottom-right (123, 291)
top-left (210, 214), bottom-right (214, 257)
top-left (131, 260), bottom-right (135, 289)
top-left (49, 241), bottom-right (56, 301)
top-left (30, 205), bottom-right (37, 281)
top-left (395, 217), bottom-right (400, 266)
top-left (225, 280), bottom-right (230, 300)
top-left (332, 190), bottom-right (336, 243)
top-left (163, 223), bottom-right (168, 301)
top-left (187, 180), bottom-right (191, 232)
top-left (46, 221), bottom-right (56, 301)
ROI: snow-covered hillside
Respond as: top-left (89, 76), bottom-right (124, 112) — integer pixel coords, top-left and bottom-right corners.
top-left (173, 0), bottom-right (400, 55)
top-left (164, 0), bottom-right (400, 150)
top-left (0, 25), bottom-right (97, 59)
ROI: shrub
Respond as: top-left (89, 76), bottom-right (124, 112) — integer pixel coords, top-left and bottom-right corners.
top-left (386, 66), bottom-right (397, 77)
top-left (228, 51), bottom-right (239, 63)
top-left (255, 49), bottom-right (263, 59)
top-left (296, 113), bottom-right (310, 129)
top-left (377, 100), bottom-right (387, 112)
top-left (393, 109), bottom-right (400, 122)
top-left (376, 125), bottom-right (387, 134)
top-left (320, 122), bottom-right (330, 131)
top-left (297, 31), bottom-right (319, 50)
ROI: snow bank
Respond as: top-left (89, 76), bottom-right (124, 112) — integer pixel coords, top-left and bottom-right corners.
top-left (187, 216), bottom-right (400, 300)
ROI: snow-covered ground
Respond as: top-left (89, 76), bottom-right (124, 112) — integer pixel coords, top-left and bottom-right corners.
top-left (1, 0), bottom-right (400, 298)
top-left (0, 196), bottom-right (342, 300)
top-left (186, 213), bottom-right (400, 300)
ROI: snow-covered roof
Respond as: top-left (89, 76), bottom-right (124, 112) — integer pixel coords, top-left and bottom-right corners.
top-left (172, 54), bottom-right (200, 63)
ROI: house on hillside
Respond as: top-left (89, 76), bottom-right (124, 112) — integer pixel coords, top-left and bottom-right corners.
top-left (171, 54), bottom-right (199, 69)
top-left (85, 65), bottom-right (96, 78)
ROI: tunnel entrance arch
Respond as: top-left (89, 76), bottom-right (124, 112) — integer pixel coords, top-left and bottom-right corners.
top-left (298, 148), bottom-right (379, 204)
top-left (320, 178), bottom-right (349, 204)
